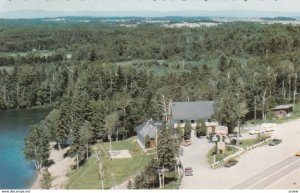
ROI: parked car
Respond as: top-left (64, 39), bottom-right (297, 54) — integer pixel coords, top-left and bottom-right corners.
top-left (249, 129), bottom-right (262, 135)
top-left (268, 139), bottom-right (282, 146)
top-left (182, 139), bottom-right (192, 147)
top-left (295, 151), bottom-right (300, 156)
top-left (224, 159), bottom-right (238, 168)
top-left (184, 167), bottom-right (193, 176)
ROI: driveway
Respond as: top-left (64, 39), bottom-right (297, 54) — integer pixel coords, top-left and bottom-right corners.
top-left (179, 134), bottom-right (214, 188)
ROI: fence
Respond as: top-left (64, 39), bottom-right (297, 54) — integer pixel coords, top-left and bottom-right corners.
top-left (211, 137), bottom-right (272, 168)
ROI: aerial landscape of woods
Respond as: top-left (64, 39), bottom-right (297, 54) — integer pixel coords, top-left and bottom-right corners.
top-left (0, 18), bottom-right (300, 188)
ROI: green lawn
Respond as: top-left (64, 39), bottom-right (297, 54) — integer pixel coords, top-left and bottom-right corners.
top-left (206, 145), bottom-right (239, 165)
top-left (66, 137), bottom-right (151, 189)
top-left (239, 138), bottom-right (259, 149)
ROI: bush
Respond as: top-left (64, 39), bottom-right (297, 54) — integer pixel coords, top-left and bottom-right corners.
top-left (41, 168), bottom-right (52, 189)
top-left (183, 121), bottom-right (191, 139)
top-left (196, 119), bottom-right (206, 137)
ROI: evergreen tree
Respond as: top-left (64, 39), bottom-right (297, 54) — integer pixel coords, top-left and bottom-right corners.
top-left (196, 119), bottom-right (207, 137)
top-left (89, 49), bottom-right (97, 62)
top-left (157, 125), bottom-right (179, 170)
top-left (88, 100), bottom-right (108, 141)
top-left (183, 120), bottom-right (191, 139)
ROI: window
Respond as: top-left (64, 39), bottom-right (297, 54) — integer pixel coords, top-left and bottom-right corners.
top-left (180, 120), bottom-right (184, 123)
top-left (191, 120), bottom-right (195, 124)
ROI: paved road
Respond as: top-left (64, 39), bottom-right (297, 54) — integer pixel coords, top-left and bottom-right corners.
top-left (232, 156), bottom-right (300, 189)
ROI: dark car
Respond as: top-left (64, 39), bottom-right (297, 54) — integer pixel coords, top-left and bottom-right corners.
top-left (182, 139), bottom-right (192, 147)
top-left (268, 139), bottom-right (282, 146)
top-left (224, 159), bottom-right (238, 168)
top-left (184, 167), bottom-right (193, 176)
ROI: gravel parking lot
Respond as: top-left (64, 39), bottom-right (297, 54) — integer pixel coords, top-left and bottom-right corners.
top-left (180, 118), bottom-right (300, 189)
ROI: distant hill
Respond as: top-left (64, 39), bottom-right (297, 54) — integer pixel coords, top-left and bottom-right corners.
top-left (261, 17), bottom-right (297, 21)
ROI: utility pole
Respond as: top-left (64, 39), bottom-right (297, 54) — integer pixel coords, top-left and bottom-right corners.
top-left (155, 129), bottom-right (158, 160)
top-left (236, 116), bottom-right (240, 147)
top-left (109, 134), bottom-right (112, 151)
top-left (86, 144), bottom-right (89, 159)
top-left (76, 154), bottom-right (79, 171)
top-left (254, 96), bottom-right (257, 120)
top-left (289, 74), bottom-right (292, 102)
top-left (262, 90), bottom-right (267, 120)
top-left (294, 73), bottom-right (297, 106)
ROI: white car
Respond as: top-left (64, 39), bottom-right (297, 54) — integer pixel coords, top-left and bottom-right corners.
top-left (261, 123), bottom-right (276, 131)
top-left (249, 129), bottom-right (262, 135)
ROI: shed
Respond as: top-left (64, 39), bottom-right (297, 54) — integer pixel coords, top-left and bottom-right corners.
top-left (272, 104), bottom-right (294, 118)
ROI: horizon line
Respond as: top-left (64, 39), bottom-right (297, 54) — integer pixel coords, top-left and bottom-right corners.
top-left (1, 9), bottom-right (300, 19)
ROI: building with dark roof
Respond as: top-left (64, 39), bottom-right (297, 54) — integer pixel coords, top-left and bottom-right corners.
top-left (272, 104), bottom-right (294, 118)
top-left (136, 120), bottom-right (162, 151)
top-left (170, 101), bottom-right (214, 123)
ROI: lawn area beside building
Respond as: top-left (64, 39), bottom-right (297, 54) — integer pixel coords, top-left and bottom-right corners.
top-left (66, 137), bottom-right (151, 189)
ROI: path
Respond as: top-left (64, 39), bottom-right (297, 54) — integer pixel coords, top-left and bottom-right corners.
top-left (179, 135), bottom-right (214, 188)
top-left (48, 147), bottom-right (75, 189)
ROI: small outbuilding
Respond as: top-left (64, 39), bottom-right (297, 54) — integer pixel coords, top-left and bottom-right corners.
top-left (272, 104), bottom-right (294, 118)
top-left (136, 120), bottom-right (161, 151)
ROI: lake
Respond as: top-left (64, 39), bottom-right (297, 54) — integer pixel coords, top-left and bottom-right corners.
top-left (0, 108), bottom-right (50, 189)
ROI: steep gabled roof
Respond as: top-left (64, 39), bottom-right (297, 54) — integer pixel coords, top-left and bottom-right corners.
top-left (171, 101), bottom-right (214, 121)
top-left (136, 120), bottom-right (161, 138)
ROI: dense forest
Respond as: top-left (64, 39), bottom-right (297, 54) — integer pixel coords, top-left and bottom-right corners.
top-left (0, 20), bottom-right (300, 187)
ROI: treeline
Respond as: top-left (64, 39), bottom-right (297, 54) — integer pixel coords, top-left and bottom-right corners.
top-left (0, 53), bottom-right (64, 66)
top-left (0, 22), bottom-right (300, 62)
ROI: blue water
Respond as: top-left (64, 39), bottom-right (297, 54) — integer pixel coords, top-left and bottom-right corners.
top-left (0, 109), bottom-right (50, 189)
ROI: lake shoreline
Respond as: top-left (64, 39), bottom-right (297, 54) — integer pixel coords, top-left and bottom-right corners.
top-left (30, 173), bottom-right (42, 189)
top-left (0, 109), bottom-right (51, 189)
top-left (30, 147), bottom-right (75, 189)
top-left (0, 104), bottom-right (55, 113)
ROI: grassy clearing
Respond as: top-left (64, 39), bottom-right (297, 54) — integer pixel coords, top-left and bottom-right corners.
top-left (66, 137), bottom-right (151, 189)
top-left (0, 50), bottom-right (55, 57)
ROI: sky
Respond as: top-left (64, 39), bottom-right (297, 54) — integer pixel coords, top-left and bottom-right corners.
top-left (0, 0), bottom-right (300, 18)
top-left (1, 0), bottom-right (300, 12)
